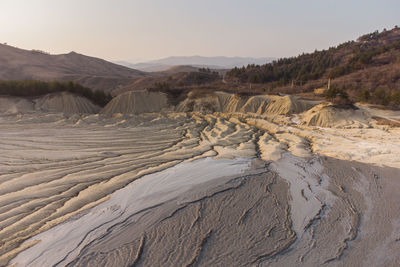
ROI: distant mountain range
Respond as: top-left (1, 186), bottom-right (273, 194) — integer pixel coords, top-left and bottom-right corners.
top-left (116, 56), bottom-right (275, 72)
top-left (0, 44), bottom-right (146, 92)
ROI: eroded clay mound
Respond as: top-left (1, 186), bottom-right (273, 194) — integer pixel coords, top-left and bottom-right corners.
top-left (35, 92), bottom-right (100, 114)
top-left (0, 96), bottom-right (35, 114)
top-left (302, 103), bottom-right (370, 128)
top-left (175, 91), bottom-right (315, 115)
top-left (101, 90), bottom-right (169, 114)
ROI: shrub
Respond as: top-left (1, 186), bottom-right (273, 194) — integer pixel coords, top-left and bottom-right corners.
top-left (325, 86), bottom-right (348, 99)
top-left (358, 89), bottom-right (371, 102)
top-left (392, 91), bottom-right (400, 106)
top-left (371, 88), bottom-right (390, 105)
top-left (325, 86), bottom-right (352, 105)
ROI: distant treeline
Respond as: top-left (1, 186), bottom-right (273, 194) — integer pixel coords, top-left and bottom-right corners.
top-left (153, 71), bottom-right (220, 90)
top-left (0, 80), bottom-right (112, 106)
top-left (186, 71), bottom-right (219, 84)
top-left (198, 67), bottom-right (219, 75)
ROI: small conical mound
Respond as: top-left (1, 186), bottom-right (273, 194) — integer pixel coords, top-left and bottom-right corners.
top-left (302, 103), bottom-right (369, 128)
top-left (35, 92), bottom-right (100, 114)
top-left (101, 90), bottom-right (169, 114)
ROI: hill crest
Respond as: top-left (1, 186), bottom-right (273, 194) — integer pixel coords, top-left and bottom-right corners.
top-left (0, 44), bottom-right (146, 92)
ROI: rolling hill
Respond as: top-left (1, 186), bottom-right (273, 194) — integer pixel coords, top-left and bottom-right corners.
top-left (0, 44), bottom-right (147, 92)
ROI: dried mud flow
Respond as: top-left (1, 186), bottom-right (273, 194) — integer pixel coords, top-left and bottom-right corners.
top-left (1, 109), bottom-right (400, 266)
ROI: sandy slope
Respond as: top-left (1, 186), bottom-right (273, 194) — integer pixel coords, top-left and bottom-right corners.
top-left (1, 96), bottom-right (400, 266)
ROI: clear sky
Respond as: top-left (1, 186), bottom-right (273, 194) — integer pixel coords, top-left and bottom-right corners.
top-left (0, 0), bottom-right (399, 62)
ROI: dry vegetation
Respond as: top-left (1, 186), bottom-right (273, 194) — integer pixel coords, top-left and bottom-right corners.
top-left (224, 27), bottom-right (400, 107)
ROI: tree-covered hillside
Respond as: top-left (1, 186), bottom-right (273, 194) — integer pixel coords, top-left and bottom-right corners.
top-left (226, 27), bottom-right (400, 106)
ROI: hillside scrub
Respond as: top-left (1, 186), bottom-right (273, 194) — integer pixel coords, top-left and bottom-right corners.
top-left (223, 27), bottom-right (400, 108)
top-left (227, 27), bottom-right (400, 85)
top-left (0, 80), bottom-right (112, 106)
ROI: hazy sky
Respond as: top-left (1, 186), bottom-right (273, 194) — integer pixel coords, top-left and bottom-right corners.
top-left (0, 0), bottom-right (399, 62)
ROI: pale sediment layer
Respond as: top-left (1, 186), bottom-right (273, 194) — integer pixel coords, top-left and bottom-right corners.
top-left (64, 161), bottom-right (295, 267)
top-left (0, 112), bottom-right (257, 266)
top-left (1, 108), bottom-right (400, 266)
top-left (11, 154), bottom-right (400, 267)
top-left (71, 157), bottom-right (400, 266)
